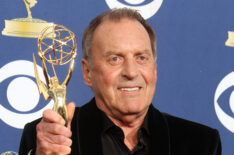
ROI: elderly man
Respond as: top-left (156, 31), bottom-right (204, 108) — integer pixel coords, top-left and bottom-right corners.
top-left (19, 8), bottom-right (221, 155)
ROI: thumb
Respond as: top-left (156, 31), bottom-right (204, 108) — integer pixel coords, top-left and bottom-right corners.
top-left (66, 102), bottom-right (76, 130)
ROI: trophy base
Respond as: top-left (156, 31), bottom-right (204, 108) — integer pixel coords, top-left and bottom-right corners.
top-left (225, 31), bottom-right (234, 47)
top-left (2, 18), bottom-right (54, 38)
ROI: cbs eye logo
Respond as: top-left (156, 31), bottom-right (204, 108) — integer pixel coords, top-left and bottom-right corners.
top-left (0, 151), bottom-right (18, 155)
top-left (105, 0), bottom-right (163, 19)
top-left (214, 72), bottom-right (234, 133)
top-left (0, 60), bottom-right (53, 129)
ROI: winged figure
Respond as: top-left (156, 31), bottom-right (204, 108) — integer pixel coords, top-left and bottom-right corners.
top-left (23, 0), bottom-right (38, 18)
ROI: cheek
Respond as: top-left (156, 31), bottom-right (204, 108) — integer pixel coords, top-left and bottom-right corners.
top-left (92, 66), bottom-right (120, 88)
top-left (142, 66), bottom-right (157, 85)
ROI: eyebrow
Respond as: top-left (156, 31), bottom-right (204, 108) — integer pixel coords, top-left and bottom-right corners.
top-left (103, 49), bottom-right (152, 57)
top-left (103, 51), bottom-right (119, 57)
top-left (134, 50), bottom-right (154, 57)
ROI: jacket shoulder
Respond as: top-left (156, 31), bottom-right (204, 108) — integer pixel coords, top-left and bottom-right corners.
top-left (162, 113), bottom-right (221, 154)
top-left (163, 112), bottom-right (217, 133)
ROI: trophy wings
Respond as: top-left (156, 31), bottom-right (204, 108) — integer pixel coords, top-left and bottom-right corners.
top-left (33, 53), bottom-right (50, 100)
top-left (25, 0), bottom-right (38, 8)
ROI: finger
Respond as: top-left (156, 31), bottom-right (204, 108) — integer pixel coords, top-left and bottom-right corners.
top-left (66, 102), bottom-right (76, 130)
top-left (37, 121), bottom-right (72, 138)
top-left (37, 140), bottom-right (71, 154)
top-left (43, 109), bottom-right (66, 125)
top-left (38, 132), bottom-right (72, 146)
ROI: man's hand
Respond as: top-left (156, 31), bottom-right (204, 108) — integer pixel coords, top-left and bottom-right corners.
top-left (35, 102), bottom-right (76, 155)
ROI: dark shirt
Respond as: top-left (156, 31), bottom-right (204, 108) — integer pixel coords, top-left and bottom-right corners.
top-left (101, 111), bottom-right (150, 155)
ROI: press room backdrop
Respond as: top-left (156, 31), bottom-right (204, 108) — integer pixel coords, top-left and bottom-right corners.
top-left (0, 0), bottom-right (234, 154)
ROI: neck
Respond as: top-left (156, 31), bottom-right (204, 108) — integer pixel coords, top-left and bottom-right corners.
top-left (107, 110), bottom-right (148, 151)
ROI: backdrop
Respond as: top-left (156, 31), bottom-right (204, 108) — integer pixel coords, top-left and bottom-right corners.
top-left (0, 0), bottom-right (234, 154)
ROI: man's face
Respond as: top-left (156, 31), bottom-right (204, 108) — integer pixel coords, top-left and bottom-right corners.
top-left (82, 18), bottom-right (157, 121)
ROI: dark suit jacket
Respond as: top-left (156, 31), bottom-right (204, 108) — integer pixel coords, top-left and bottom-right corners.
top-left (19, 98), bottom-right (221, 155)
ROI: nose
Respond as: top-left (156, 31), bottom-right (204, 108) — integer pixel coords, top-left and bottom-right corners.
top-left (122, 58), bottom-right (138, 80)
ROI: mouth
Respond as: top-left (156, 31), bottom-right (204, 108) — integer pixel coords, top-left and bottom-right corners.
top-left (118, 87), bottom-right (141, 92)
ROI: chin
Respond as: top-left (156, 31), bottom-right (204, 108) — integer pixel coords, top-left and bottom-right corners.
top-left (121, 103), bottom-right (148, 115)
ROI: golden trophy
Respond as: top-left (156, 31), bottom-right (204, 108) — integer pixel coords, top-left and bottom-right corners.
top-left (225, 31), bottom-right (234, 47)
top-left (2, 0), bottom-right (53, 38)
top-left (33, 24), bottom-right (77, 127)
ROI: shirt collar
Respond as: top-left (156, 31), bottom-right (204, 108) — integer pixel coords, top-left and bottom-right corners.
top-left (100, 107), bottom-right (151, 136)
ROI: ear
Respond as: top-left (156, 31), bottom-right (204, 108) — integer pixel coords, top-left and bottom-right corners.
top-left (81, 58), bottom-right (92, 87)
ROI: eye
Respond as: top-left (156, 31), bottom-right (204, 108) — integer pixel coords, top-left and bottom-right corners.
top-left (139, 56), bottom-right (146, 61)
top-left (136, 54), bottom-right (149, 64)
top-left (108, 55), bottom-right (123, 65)
top-left (112, 56), bottom-right (119, 62)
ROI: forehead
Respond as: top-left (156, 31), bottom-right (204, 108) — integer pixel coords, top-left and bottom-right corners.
top-left (91, 18), bottom-right (151, 53)
top-left (94, 18), bottom-right (149, 39)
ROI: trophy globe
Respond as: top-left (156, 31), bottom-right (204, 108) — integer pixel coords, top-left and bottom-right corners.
top-left (38, 24), bottom-right (77, 65)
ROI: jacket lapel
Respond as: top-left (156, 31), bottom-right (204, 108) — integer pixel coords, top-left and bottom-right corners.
top-left (148, 105), bottom-right (171, 155)
top-left (72, 98), bottom-right (103, 155)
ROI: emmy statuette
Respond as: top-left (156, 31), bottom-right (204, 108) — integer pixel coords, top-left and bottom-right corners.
top-left (33, 24), bottom-right (77, 154)
top-left (2, 0), bottom-right (53, 38)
